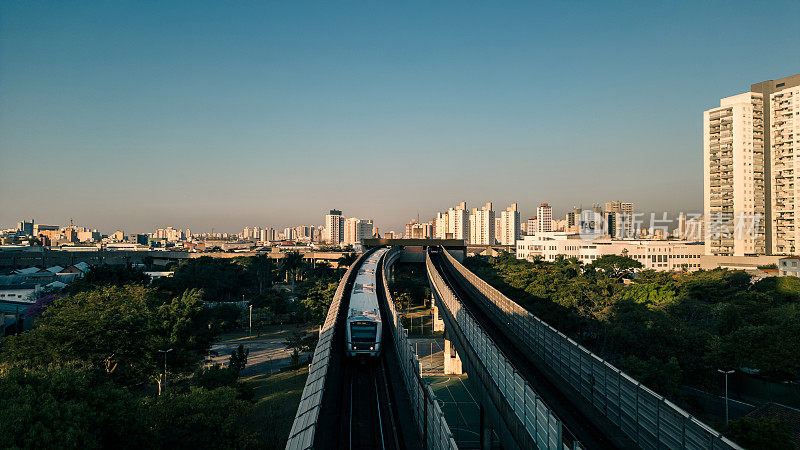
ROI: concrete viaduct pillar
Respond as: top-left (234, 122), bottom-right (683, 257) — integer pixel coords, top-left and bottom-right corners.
top-left (444, 334), bottom-right (463, 375)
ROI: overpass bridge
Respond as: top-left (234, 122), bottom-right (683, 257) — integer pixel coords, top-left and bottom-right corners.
top-left (287, 244), bottom-right (743, 449)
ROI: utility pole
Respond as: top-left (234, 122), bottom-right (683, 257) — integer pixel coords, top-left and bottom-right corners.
top-left (717, 369), bottom-right (735, 425)
top-left (159, 348), bottom-right (173, 394)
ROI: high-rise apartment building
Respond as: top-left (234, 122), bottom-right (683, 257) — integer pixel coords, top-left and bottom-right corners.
top-left (344, 218), bottom-right (373, 245)
top-left (324, 209), bottom-right (345, 245)
top-left (604, 201), bottom-right (634, 238)
top-left (434, 212), bottom-right (448, 239)
top-left (447, 202), bottom-right (470, 241)
top-left (702, 77), bottom-right (800, 255)
top-left (499, 203), bottom-right (520, 245)
top-left (469, 202), bottom-right (495, 245)
top-left (526, 217), bottom-right (537, 235)
top-left (536, 203), bottom-right (553, 233)
top-left (759, 75), bottom-right (800, 254)
top-left (704, 92), bottom-right (765, 256)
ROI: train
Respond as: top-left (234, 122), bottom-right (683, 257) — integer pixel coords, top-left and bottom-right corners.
top-left (345, 248), bottom-right (388, 358)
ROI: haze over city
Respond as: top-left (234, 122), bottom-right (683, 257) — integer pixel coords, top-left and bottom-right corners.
top-left (1, 1), bottom-right (798, 234)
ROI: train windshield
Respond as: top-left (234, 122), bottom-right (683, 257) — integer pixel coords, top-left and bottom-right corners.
top-left (350, 322), bottom-right (377, 342)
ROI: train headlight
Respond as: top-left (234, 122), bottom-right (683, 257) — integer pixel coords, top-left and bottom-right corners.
top-left (370, 346), bottom-right (374, 350)
top-left (352, 346), bottom-right (356, 350)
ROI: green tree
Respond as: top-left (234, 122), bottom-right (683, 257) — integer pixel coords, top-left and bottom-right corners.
top-left (66, 264), bottom-right (149, 293)
top-left (0, 366), bottom-right (145, 449)
top-left (617, 355), bottom-right (683, 399)
top-left (300, 280), bottom-right (340, 323)
top-left (1, 285), bottom-right (161, 384)
top-left (337, 252), bottom-right (358, 269)
top-left (590, 255), bottom-right (642, 280)
top-left (283, 329), bottom-right (318, 354)
top-left (279, 251), bottom-right (306, 288)
top-left (143, 387), bottom-right (255, 449)
top-left (725, 417), bottom-right (794, 450)
top-left (229, 344), bottom-right (249, 374)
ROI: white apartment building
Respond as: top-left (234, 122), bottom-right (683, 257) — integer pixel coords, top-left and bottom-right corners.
top-left (703, 74), bottom-right (800, 256)
top-left (499, 203), bottom-right (521, 245)
top-left (447, 202), bottom-right (470, 241)
top-left (536, 203), bottom-right (553, 233)
top-left (434, 212), bottom-right (448, 239)
top-left (769, 81), bottom-right (800, 254)
top-left (516, 233), bottom-right (704, 271)
top-left (324, 209), bottom-right (345, 245)
top-left (704, 92), bottom-right (766, 256)
top-left (526, 217), bottom-right (537, 236)
top-left (344, 218), bottom-right (373, 245)
top-left (604, 201), bottom-right (634, 238)
top-left (469, 202), bottom-right (495, 245)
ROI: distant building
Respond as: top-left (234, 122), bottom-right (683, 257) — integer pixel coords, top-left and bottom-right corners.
top-left (604, 201), bottom-right (634, 238)
top-left (779, 257), bottom-right (800, 277)
top-left (447, 202), bottom-right (470, 241)
top-left (499, 203), bottom-right (520, 245)
top-left (516, 233), bottom-right (704, 271)
top-left (526, 216), bottom-right (537, 236)
top-left (536, 203), bottom-right (553, 234)
top-left (344, 218), bottom-right (373, 245)
top-left (324, 210), bottom-right (345, 245)
top-left (469, 202), bottom-right (495, 245)
top-left (17, 221), bottom-right (34, 236)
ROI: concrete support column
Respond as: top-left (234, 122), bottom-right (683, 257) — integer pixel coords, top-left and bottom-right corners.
top-left (432, 304), bottom-right (444, 332)
top-left (480, 404), bottom-right (493, 450)
top-left (444, 337), bottom-right (463, 375)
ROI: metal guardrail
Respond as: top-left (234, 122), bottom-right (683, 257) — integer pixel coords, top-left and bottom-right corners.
top-left (285, 251), bottom-right (372, 450)
top-left (427, 252), bottom-right (564, 450)
top-left (382, 248), bottom-right (458, 450)
top-left (439, 249), bottom-right (743, 450)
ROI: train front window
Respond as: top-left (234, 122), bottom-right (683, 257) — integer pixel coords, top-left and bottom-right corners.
top-left (350, 322), bottom-right (377, 342)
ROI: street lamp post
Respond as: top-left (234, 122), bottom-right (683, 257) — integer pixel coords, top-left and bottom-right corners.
top-left (159, 348), bottom-right (173, 394)
top-left (249, 304), bottom-right (253, 337)
top-left (717, 369), bottom-right (735, 425)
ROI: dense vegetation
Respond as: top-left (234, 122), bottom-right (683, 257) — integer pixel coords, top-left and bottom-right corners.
top-left (0, 253), bottom-right (353, 449)
top-left (465, 254), bottom-right (800, 396)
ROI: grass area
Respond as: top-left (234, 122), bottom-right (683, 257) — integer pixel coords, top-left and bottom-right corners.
top-left (216, 324), bottom-right (317, 344)
top-left (242, 366), bottom-right (309, 449)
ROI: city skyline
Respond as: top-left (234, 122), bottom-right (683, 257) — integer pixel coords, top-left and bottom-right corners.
top-left (2, 2), bottom-right (799, 233)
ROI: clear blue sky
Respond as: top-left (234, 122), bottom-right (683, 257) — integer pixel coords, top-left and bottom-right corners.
top-left (1, 1), bottom-right (798, 234)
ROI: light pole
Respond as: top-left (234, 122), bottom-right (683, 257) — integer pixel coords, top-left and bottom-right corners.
top-left (249, 304), bottom-right (253, 337)
top-left (718, 369), bottom-right (735, 425)
top-left (159, 348), bottom-right (173, 394)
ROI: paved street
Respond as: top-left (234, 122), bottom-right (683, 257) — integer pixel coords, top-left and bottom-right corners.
top-left (209, 331), bottom-right (312, 377)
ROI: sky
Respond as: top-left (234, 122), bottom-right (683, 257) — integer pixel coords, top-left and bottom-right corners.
top-left (1, 1), bottom-right (799, 234)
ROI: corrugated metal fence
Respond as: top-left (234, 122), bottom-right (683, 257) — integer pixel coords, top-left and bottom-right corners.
top-left (440, 249), bottom-right (742, 450)
top-left (383, 248), bottom-right (458, 449)
top-left (285, 251), bottom-right (371, 450)
top-left (427, 251), bottom-right (565, 449)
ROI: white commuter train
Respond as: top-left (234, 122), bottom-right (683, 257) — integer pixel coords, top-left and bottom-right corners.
top-left (345, 248), bottom-right (388, 358)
